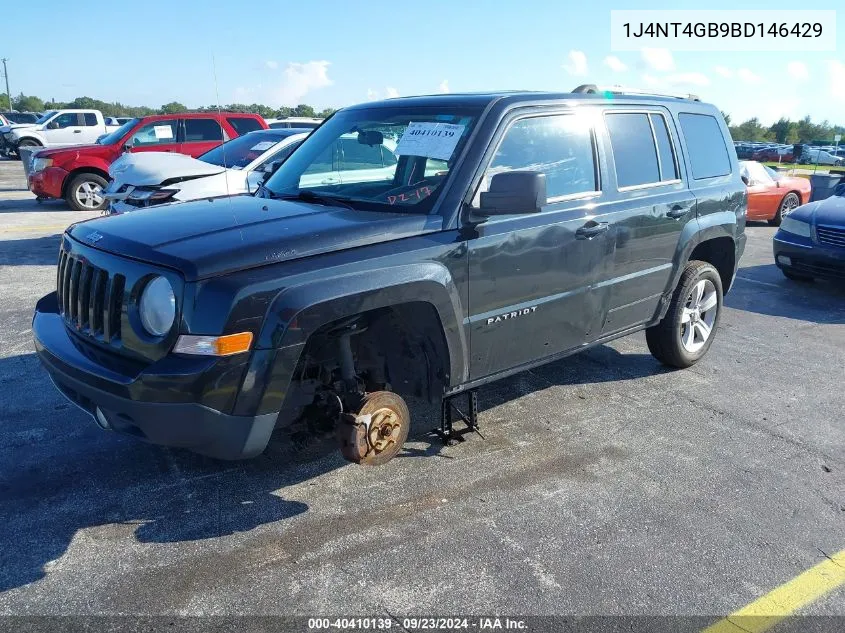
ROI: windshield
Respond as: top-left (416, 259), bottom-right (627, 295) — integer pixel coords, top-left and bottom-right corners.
top-left (97, 118), bottom-right (139, 145)
top-left (263, 106), bottom-right (481, 213)
top-left (35, 111), bottom-right (57, 125)
top-left (199, 132), bottom-right (290, 169)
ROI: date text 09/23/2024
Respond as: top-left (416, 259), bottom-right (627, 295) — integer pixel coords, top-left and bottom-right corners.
top-left (307, 617), bottom-right (528, 630)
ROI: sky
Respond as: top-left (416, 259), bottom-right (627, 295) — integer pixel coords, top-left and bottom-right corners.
top-left (3, 0), bottom-right (844, 125)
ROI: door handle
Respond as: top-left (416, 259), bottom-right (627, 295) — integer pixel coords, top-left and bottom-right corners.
top-left (73, 129), bottom-right (82, 133)
top-left (666, 206), bottom-right (687, 219)
top-left (575, 221), bottom-right (609, 239)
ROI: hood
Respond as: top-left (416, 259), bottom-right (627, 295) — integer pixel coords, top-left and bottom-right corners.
top-left (2, 122), bottom-right (39, 133)
top-left (67, 195), bottom-right (442, 281)
top-left (36, 142), bottom-right (118, 159)
top-left (792, 195), bottom-right (845, 226)
top-left (109, 152), bottom-right (225, 187)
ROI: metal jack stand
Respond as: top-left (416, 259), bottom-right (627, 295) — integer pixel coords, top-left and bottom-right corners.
top-left (434, 389), bottom-right (484, 445)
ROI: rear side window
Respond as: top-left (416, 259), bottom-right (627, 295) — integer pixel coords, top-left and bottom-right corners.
top-left (678, 113), bottom-right (731, 179)
top-left (184, 118), bottom-right (224, 142)
top-left (227, 117), bottom-right (263, 136)
top-left (482, 114), bottom-right (598, 202)
top-left (83, 113), bottom-right (98, 126)
top-left (605, 113), bottom-right (660, 188)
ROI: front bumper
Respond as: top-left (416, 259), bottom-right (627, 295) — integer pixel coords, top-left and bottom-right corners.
top-left (29, 166), bottom-right (68, 200)
top-left (773, 233), bottom-right (845, 279)
top-left (33, 292), bottom-right (278, 459)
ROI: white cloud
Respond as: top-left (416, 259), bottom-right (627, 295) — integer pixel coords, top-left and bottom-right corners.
top-left (829, 60), bottom-right (845, 102)
top-left (714, 66), bottom-right (734, 78)
top-left (272, 60), bottom-right (333, 105)
top-left (563, 50), bottom-right (588, 76)
top-left (385, 87), bottom-right (400, 99)
top-left (264, 60), bottom-right (278, 70)
top-left (665, 72), bottom-right (710, 87)
top-left (604, 55), bottom-right (627, 72)
top-left (438, 79), bottom-right (450, 93)
top-left (736, 68), bottom-right (763, 84)
top-left (642, 74), bottom-right (661, 87)
top-left (366, 88), bottom-right (378, 101)
top-left (641, 48), bottom-right (675, 72)
top-left (786, 61), bottom-right (809, 81)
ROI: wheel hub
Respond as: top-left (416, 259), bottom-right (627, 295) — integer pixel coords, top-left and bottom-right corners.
top-left (367, 408), bottom-right (401, 453)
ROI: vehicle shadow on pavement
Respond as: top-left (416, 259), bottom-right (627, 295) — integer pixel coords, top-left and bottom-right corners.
top-left (0, 344), bottom-right (663, 593)
top-left (728, 263), bottom-right (845, 324)
top-left (0, 235), bottom-right (62, 266)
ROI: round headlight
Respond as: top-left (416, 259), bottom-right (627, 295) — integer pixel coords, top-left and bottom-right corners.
top-left (139, 276), bottom-right (175, 336)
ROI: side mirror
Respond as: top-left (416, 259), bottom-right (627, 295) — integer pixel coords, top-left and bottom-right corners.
top-left (479, 171), bottom-right (546, 216)
top-left (740, 175), bottom-right (749, 186)
top-left (47, 121), bottom-right (59, 130)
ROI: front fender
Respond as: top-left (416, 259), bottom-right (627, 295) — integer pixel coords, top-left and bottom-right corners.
top-left (232, 262), bottom-right (468, 417)
top-left (13, 131), bottom-right (46, 146)
top-left (259, 262), bottom-right (468, 383)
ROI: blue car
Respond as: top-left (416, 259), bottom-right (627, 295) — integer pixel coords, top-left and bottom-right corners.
top-left (773, 186), bottom-right (845, 281)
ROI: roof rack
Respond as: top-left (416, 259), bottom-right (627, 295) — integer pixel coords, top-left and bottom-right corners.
top-left (572, 84), bottom-right (701, 102)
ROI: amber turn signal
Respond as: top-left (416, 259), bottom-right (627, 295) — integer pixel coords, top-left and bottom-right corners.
top-left (173, 332), bottom-right (254, 356)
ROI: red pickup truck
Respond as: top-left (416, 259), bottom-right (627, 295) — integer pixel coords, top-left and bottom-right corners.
top-left (28, 112), bottom-right (267, 210)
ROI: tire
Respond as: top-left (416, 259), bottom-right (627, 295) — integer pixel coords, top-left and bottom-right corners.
top-left (782, 268), bottom-right (813, 282)
top-left (65, 173), bottom-right (108, 211)
top-left (646, 260), bottom-right (723, 369)
top-left (770, 192), bottom-right (800, 226)
top-left (338, 391), bottom-right (410, 466)
top-left (17, 138), bottom-right (41, 148)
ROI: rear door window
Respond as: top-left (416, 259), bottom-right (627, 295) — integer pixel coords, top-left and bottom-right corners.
top-left (605, 113), bottom-right (661, 188)
top-left (184, 118), bottom-right (224, 142)
top-left (678, 113), bottom-right (731, 179)
top-left (83, 113), bottom-right (98, 126)
top-left (227, 117), bottom-right (263, 136)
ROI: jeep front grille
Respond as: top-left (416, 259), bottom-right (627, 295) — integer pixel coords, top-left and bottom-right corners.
top-left (57, 249), bottom-right (125, 343)
top-left (816, 225), bottom-right (845, 248)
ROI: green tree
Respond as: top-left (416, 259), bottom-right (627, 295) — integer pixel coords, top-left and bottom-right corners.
top-left (292, 104), bottom-right (316, 118)
top-left (12, 93), bottom-right (45, 113)
top-left (720, 110), bottom-right (732, 127)
top-left (317, 107), bottom-right (337, 119)
top-left (275, 106), bottom-right (294, 118)
top-left (159, 101), bottom-right (188, 114)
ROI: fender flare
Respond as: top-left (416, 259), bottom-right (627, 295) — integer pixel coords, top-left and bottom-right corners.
top-left (234, 262), bottom-right (469, 416)
top-left (658, 211), bottom-right (740, 319)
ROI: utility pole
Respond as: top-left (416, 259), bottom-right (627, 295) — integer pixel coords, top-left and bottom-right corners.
top-left (1, 58), bottom-right (10, 111)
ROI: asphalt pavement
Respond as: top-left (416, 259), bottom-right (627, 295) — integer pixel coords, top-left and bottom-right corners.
top-left (0, 158), bottom-right (843, 623)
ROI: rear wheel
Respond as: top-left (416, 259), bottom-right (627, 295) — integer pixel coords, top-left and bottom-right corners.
top-left (66, 173), bottom-right (108, 211)
top-left (646, 261), bottom-right (723, 369)
top-left (770, 192), bottom-right (799, 226)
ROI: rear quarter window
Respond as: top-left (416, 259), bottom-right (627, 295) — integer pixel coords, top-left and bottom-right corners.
top-left (227, 117), bottom-right (263, 136)
top-left (678, 113), bottom-right (731, 180)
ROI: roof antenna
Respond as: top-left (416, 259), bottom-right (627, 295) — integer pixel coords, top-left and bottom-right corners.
top-left (211, 53), bottom-right (242, 241)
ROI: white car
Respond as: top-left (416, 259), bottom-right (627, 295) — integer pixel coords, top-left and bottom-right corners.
top-left (3, 109), bottom-right (120, 155)
top-left (103, 129), bottom-right (309, 213)
top-left (803, 148), bottom-right (844, 166)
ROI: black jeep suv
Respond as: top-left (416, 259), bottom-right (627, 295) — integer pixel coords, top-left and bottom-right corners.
top-left (33, 87), bottom-right (746, 464)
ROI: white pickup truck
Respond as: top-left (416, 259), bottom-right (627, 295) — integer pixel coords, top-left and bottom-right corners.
top-left (1, 109), bottom-right (120, 157)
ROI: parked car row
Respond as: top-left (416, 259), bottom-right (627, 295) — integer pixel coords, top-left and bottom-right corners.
top-left (1, 110), bottom-right (323, 159)
top-left (27, 112), bottom-right (267, 210)
top-left (734, 141), bottom-right (845, 165)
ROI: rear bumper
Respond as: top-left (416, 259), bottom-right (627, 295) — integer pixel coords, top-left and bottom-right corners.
top-left (773, 234), bottom-right (845, 279)
top-left (33, 293), bottom-right (277, 459)
top-left (29, 167), bottom-right (68, 200)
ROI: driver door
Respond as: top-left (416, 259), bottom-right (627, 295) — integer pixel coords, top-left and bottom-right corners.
top-left (43, 112), bottom-right (84, 145)
top-left (125, 119), bottom-right (181, 154)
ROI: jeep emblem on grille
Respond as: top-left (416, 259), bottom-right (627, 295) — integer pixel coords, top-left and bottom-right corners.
top-left (85, 231), bottom-right (104, 244)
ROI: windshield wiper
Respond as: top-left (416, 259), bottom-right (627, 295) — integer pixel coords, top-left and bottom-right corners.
top-left (272, 189), bottom-right (357, 211)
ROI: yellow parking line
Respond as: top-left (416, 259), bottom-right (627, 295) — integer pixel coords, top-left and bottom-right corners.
top-left (0, 224), bottom-right (69, 234)
top-left (703, 550), bottom-right (845, 633)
